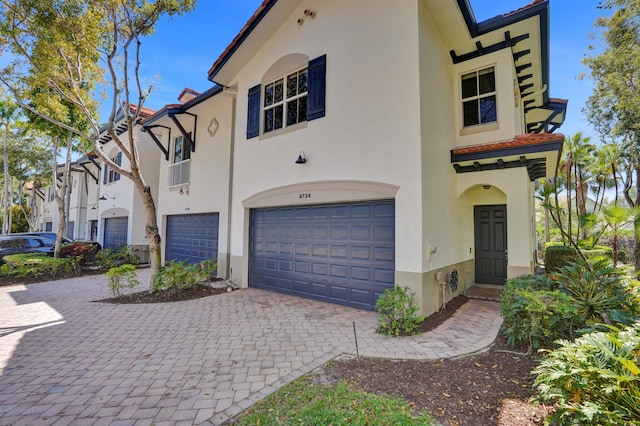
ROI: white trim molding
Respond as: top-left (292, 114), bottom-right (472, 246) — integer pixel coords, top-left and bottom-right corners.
top-left (242, 180), bottom-right (400, 208)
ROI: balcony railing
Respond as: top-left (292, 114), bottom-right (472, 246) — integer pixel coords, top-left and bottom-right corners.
top-left (168, 159), bottom-right (190, 187)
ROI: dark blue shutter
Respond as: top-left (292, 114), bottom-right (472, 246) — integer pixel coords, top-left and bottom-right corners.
top-left (103, 161), bottom-right (108, 185)
top-left (307, 55), bottom-right (326, 121)
top-left (247, 84), bottom-right (261, 139)
top-left (115, 152), bottom-right (122, 181)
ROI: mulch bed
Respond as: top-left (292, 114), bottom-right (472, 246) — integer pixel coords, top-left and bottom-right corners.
top-left (0, 268), bottom-right (105, 287)
top-left (412, 295), bottom-right (468, 334)
top-left (319, 296), bottom-right (553, 425)
top-left (95, 283), bottom-right (228, 304)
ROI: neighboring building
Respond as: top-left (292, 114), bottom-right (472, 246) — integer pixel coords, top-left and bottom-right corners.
top-left (142, 0), bottom-right (566, 315)
top-left (27, 163), bottom-right (86, 239)
top-left (141, 86), bottom-right (235, 270)
top-left (95, 105), bottom-right (159, 261)
top-left (76, 152), bottom-right (102, 241)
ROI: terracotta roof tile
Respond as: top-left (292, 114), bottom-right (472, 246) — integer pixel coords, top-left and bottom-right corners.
top-left (179, 87), bottom-right (200, 97)
top-left (128, 103), bottom-right (156, 119)
top-left (502, 0), bottom-right (545, 17)
top-left (548, 97), bottom-right (568, 104)
top-left (208, 0), bottom-right (272, 78)
top-left (140, 103), bottom-right (182, 125)
top-left (452, 133), bottom-right (564, 156)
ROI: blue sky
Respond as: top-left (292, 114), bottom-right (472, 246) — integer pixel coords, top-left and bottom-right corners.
top-left (137, 0), bottom-right (610, 141)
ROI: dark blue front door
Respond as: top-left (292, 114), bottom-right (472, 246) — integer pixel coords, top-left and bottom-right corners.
top-left (474, 205), bottom-right (507, 285)
top-left (249, 200), bottom-right (395, 311)
top-left (166, 213), bottom-right (219, 264)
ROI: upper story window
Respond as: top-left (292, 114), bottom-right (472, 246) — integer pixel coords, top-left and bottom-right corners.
top-left (247, 54), bottom-right (326, 139)
top-left (461, 67), bottom-right (496, 127)
top-left (169, 133), bottom-right (191, 186)
top-left (263, 67), bottom-right (308, 133)
top-left (106, 153), bottom-right (122, 184)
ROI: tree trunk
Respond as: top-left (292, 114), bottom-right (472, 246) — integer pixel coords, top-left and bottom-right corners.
top-left (2, 129), bottom-right (9, 235)
top-left (53, 136), bottom-right (71, 258)
top-left (136, 180), bottom-right (161, 291)
top-left (8, 185), bottom-right (12, 233)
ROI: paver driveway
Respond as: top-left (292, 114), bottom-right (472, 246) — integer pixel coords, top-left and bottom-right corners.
top-left (0, 270), bottom-right (501, 425)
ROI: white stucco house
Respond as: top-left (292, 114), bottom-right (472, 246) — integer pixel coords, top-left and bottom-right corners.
top-left (26, 162), bottom-right (90, 240)
top-left (95, 105), bottom-right (160, 261)
top-left (144, 0), bottom-right (566, 315)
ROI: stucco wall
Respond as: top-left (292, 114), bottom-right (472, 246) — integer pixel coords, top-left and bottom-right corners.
top-left (155, 94), bottom-right (235, 273)
top-left (227, 0), bottom-right (425, 287)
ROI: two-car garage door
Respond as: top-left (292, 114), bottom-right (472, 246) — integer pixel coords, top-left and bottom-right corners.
top-left (249, 200), bottom-right (395, 311)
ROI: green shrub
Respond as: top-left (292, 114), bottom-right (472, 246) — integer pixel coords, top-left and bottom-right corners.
top-left (105, 264), bottom-right (140, 298)
top-left (375, 286), bottom-right (424, 336)
top-left (94, 244), bottom-right (140, 269)
top-left (60, 242), bottom-right (99, 266)
top-left (533, 323), bottom-right (640, 425)
top-left (0, 253), bottom-right (75, 279)
top-left (501, 275), bottom-right (573, 349)
top-left (198, 259), bottom-right (217, 281)
top-left (544, 244), bottom-right (579, 272)
top-left (154, 260), bottom-right (203, 293)
top-left (554, 258), bottom-right (640, 332)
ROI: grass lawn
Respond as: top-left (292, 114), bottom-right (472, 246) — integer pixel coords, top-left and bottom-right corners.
top-left (235, 377), bottom-right (431, 425)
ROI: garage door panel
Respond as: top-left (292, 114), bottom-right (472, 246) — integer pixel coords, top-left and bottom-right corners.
top-left (374, 247), bottom-right (395, 262)
top-left (374, 268), bottom-right (395, 284)
top-left (311, 206), bottom-right (328, 218)
top-left (330, 205), bottom-right (348, 218)
top-left (351, 204), bottom-right (371, 218)
top-left (330, 264), bottom-right (348, 279)
top-left (351, 266), bottom-right (371, 281)
top-left (330, 245), bottom-right (348, 258)
top-left (351, 225), bottom-right (370, 240)
top-left (249, 200), bottom-right (395, 311)
top-left (166, 213), bottom-right (219, 265)
top-left (311, 263), bottom-right (327, 276)
top-left (351, 246), bottom-right (370, 260)
top-left (311, 282), bottom-right (328, 297)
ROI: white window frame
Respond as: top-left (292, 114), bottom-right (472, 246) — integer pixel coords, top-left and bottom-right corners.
top-left (168, 133), bottom-right (191, 187)
top-left (263, 66), bottom-right (308, 134)
top-left (460, 66), bottom-right (497, 129)
top-left (107, 154), bottom-right (121, 184)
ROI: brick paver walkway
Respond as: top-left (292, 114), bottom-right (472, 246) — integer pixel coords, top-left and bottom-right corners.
top-left (0, 270), bottom-right (502, 425)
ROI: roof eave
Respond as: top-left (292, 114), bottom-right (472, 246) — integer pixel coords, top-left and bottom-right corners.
top-left (207, 0), bottom-right (278, 83)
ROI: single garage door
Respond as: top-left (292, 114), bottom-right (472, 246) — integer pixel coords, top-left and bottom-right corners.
top-left (166, 213), bottom-right (219, 264)
top-left (103, 217), bottom-right (128, 249)
top-left (250, 200), bottom-right (395, 310)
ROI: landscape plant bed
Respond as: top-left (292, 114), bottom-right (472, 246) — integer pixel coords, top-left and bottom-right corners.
top-left (96, 282), bottom-right (228, 304)
top-left (412, 295), bottom-right (467, 334)
top-left (322, 332), bottom-right (551, 426)
top-left (0, 267), bottom-right (104, 287)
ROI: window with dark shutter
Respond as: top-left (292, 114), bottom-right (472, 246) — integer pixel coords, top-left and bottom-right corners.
top-left (247, 84), bottom-right (261, 139)
top-left (307, 54), bottom-right (326, 121)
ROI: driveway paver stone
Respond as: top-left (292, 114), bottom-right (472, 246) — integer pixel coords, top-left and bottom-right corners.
top-left (0, 270), bottom-right (502, 425)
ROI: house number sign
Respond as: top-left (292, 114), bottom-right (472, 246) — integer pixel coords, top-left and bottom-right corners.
top-left (299, 193), bottom-right (311, 199)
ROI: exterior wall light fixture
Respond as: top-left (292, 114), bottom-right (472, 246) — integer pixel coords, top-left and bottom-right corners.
top-left (482, 185), bottom-right (492, 190)
top-left (99, 193), bottom-right (115, 201)
top-left (295, 151), bottom-right (307, 164)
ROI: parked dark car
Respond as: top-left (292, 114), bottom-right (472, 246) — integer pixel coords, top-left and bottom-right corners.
top-left (15, 232), bottom-right (102, 250)
top-left (0, 235), bottom-right (55, 262)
